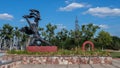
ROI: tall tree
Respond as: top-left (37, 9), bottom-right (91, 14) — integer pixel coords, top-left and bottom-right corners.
top-left (74, 30), bottom-right (82, 47)
top-left (56, 28), bottom-right (69, 49)
top-left (0, 24), bottom-right (14, 50)
top-left (13, 27), bottom-right (22, 49)
top-left (45, 23), bottom-right (57, 45)
top-left (81, 23), bottom-right (100, 41)
top-left (81, 23), bottom-right (100, 51)
top-left (97, 30), bottom-right (112, 50)
top-left (110, 36), bottom-right (120, 50)
top-left (20, 32), bottom-right (29, 50)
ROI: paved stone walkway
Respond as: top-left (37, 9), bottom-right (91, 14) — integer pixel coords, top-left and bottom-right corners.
top-left (17, 59), bottom-right (120, 68)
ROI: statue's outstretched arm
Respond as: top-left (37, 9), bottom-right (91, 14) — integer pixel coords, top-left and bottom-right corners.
top-left (23, 16), bottom-right (33, 29)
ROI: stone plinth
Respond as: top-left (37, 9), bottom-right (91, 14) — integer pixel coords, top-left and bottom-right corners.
top-left (21, 56), bottom-right (112, 64)
top-left (0, 55), bottom-right (112, 68)
top-left (27, 46), bottom-right (58, 52)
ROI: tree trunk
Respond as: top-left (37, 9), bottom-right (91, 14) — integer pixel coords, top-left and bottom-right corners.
top-left (0, 37), bottom-right (2, 49)
top-left (26, 37), bottom-right (31, 47)
top-left (9, 40), bottom-right (12, 50)
top-left (21, 45), bottom-right (23, 50)
top-left (3, 40), bottom-right (6, 50)
top-left (88, 44), bottom-right (90, 51)
top-left (102, 45), bottom-right (104, 51)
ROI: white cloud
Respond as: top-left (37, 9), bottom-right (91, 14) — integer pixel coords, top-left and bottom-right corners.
top-left (0, 13), bottom-right (13, 20)
top-left (56, 24), bottom-right (66, 30)
top-left (85, 7), bottom-right (120, 17)
top-left (20, 19), bottom-right (25, 22)
top-left (65, 0), bottom-right (74, 4)
top-left (59, 2), bottom-right (86, 11)
top-left (65, 0), bottom-right (70, 4)
top-left (99, 24), bottom-right (109, 29)
top-left (94, 24), bottom-right (109, 29)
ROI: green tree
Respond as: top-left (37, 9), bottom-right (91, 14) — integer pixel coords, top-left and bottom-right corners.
top-left (45, 23), bottom-right (57, 45)
top-left (38, 27), bottom-right (47, 40)
top-left (81, 23), bottom-right (100, 51)
top-left (20, 32), bottom-right (29, 50)
top-left (110, 36), bottom-right (120, 50)
top-left (0, 24), bottom-right (14, 50)
top-left (81, 23), bottom-right (100, 41)
top-left (56, 28), bottom-right (69, 49)
top-left (74, 30), bottom-right (82, 47)
top-left (13, 27), bottom-right (22, 49)
top-left (97, 30), bottom-right (112, 50)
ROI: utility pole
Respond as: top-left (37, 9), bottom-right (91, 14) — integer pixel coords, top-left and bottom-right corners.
top-left (75, 16), bottom-right (80, 37)
top-left (75, 16), bottom-right (79, 31)
top-left (75, 16), bottom-right (80, 48)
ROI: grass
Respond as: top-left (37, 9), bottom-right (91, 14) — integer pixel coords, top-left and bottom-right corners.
top-left (7, 49), bottom-right (110, 56)
top-left (110, 52), bottom-right (120, 58)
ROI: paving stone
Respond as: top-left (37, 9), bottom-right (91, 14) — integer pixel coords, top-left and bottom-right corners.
top-left (102, 64), bottom-right (116, 68)
top-left (80, 64), bottom-right (92, 68)
top-left (18, 64), bottom-right (68, 68)
top-left (67, 64), bottom-right (79, 68)
top-left (19, 64), bottom-right (42, 68)
top-left (112, 62), bottom-right (120, 68)
top-left (90, 64), bottom-right (104, 68)
top-left (53, 64), bottom-right (68, 68)
top-left (112, 59), bottom-right (120, 64)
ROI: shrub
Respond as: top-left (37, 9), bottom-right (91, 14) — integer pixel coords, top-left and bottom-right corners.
top-left (7, 49), bottom-right (110, 56)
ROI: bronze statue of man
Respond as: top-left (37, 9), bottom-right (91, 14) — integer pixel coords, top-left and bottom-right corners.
top-left (22, 9), bottom-right (51, 46)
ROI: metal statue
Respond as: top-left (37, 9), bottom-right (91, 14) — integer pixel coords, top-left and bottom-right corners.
top-left (21, 9), bottom-right (51, 46)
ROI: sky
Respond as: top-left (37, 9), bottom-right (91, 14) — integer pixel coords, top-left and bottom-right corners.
top-left (0, 0), bottom-right (120, 37)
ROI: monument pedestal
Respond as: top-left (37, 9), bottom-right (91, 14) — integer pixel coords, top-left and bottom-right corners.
top-left (26, 46), bottom-right (58, 52)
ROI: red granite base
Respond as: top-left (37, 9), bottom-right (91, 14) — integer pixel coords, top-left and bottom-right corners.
top-left (27, 46), bottom-right (58, 52)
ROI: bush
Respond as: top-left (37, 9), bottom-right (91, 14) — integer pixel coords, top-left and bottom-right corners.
top-left (7, 49), bottom-right (110, 56)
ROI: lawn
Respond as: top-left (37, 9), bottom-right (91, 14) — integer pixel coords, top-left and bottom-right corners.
top-left (110, 52), bottom-right (120, 58)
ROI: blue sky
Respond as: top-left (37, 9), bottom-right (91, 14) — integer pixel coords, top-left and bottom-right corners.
top-left (0, 0), bottom-right (120, 37)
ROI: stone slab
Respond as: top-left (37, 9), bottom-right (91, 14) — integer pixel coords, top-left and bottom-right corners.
top-left (67, 64), bottom-right (79, 68)
top-left (90, 64), bottom-right (104, 68)
top-left (102, 64), bottom-right (116, 68)
top-left (80, 64), bottom-right (91, 68)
